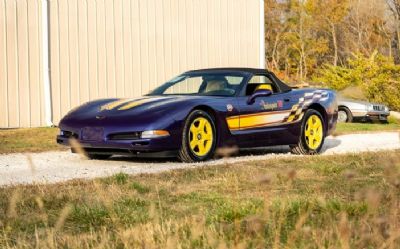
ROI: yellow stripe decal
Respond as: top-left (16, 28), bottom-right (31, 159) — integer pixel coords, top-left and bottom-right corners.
top-left (226, 117), bottom-right (240, 130)
top-left (118, 97), bottom-right (165, 110)
top-left (286, 114), bottom-right (295, 123)
top-left (227, 110), bottom-right (293, 131)
top-left (100, 99), bottom-right (136, 111)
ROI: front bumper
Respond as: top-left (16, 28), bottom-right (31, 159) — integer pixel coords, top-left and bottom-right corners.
top-left (353, 111), bottom-right (390, 122)
top-left (56, 134), bottom-right (180, 156)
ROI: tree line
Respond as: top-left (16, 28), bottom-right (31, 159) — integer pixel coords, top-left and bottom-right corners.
top-left (265, 0), bottom-right (400, 110)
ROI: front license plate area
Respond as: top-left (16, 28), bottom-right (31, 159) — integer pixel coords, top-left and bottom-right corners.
top-left (81, 127), bottom-right (104, 141)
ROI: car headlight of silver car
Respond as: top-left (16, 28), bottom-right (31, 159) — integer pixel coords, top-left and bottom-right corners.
top-left (384, 106), bottom-right (389, 112)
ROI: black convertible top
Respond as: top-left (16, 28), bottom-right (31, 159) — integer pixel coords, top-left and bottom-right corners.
top-left (185, 68), bottom-right (292, 93)
top-left (186, 67), bottom-right (271, 75)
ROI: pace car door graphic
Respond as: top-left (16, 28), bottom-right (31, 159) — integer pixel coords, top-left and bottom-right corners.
top-left (227, 92), bottom-right (294, 131)
top-left (226, 90), bottom-right (329, 131)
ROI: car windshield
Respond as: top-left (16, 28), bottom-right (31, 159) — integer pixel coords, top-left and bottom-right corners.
top-left (148, 73), bottom-right (245, 96)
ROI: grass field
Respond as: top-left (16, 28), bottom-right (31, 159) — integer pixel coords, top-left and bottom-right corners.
top-left (1, 116), bottom-right (399, 154)
top-left (1, 151), bottom-right (400, 248)
top-left (333, 116), bottom-right (400, 135)
top-left (0, 128), bottom-right (63, 154)
top-left (334, 122), bottom-right (400, 135)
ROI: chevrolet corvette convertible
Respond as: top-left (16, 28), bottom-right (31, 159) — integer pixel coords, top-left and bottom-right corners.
top-left (57, 68), bottom-right (338, 162)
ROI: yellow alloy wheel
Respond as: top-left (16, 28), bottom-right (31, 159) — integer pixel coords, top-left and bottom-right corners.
top-left (189, 117), bottom-right (213, 157)
top-left (305, 114), bottom-right (323, 150)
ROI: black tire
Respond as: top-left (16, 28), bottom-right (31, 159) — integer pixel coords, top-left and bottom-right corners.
top-left (290, 109), bottom-right (325, 155)
top-left (178, 110), bottom-right (217, 163)
top-left (87, 154), bottom-right (112, 160)
top-left (338, 107), bottom-right (353, 123)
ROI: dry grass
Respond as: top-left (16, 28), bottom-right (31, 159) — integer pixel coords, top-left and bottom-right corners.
top-left (0, 128), bottom-right (64, 154)
top-left (1, 151), bottom-right (400, 248)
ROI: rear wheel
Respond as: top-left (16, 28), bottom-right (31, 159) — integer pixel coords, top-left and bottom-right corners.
top-left (291, 109), bottom-right (325, 155)
top-left (178, 110), bottom-right (217, 163)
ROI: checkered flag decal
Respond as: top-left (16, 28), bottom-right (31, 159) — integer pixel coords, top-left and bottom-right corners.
top-left (283, 90), bottom-right (329, 123)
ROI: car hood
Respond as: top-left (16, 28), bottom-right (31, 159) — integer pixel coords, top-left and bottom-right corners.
top-left (338, 98), bottom-right (388, 107)
top-left (63, 96), bottom-right (186, 119)
top-left (59, 95), bottom-right (229, 129)
top-left (338, 98), bottom-right (371, 105)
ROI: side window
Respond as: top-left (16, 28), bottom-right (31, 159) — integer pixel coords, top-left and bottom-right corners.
top-left (225, 76), bottom-right (243, 85)
top-left (164, 77), bottom-right (203, 94)
top-left (246, 75), bottom-right (278, 96)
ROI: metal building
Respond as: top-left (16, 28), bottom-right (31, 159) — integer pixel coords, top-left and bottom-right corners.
top-left (0, 0), bottom-right (265, 128)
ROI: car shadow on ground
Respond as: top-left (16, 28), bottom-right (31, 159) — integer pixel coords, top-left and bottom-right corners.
top-left (236, 137), bottom-right (341, 156)
top-left (107, 155), bottom-right (181, 163)
top-left (107, 146), bottom-right (292, 164)
top-left (321, 137), bottom-right (342, 153)
top-left (106, 137), bottom-right (342, 163)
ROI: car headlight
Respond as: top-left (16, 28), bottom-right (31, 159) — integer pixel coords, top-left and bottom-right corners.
top-left (384, 106), bottom-right (389, 112)
top-left (141, 130), bottom-right (170, 139)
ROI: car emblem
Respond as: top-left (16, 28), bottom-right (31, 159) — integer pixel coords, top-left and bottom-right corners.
top-left (227, 104), bottom-right (234, 112)
top-left (96, 115), bottom-right (106, 120)
top-left (260, 100), bottom-right (278, 111)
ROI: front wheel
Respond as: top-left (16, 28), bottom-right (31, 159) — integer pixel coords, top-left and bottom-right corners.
top-left (338, 107), bottom-right (353, 123)
top-left (291, 109), bottom-right (325, 155)
top-left (178, 110), bottom-right (217, 163)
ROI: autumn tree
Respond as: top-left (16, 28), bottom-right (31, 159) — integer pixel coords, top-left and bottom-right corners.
top-left (265, 0), bottom-right (290, 72)
top-left (265, 0), bottom-right (329, 81)
top-left (387, 0), bottom-right (400, 63)
top-left (264, 0), bottom-right (399, 83)
top-left (344, 0), bottom-right (393, 57)
top-left (308, 0), bottom-right (349, 66)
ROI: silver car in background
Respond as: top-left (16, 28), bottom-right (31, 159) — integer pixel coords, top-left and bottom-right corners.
top-left (338, 98), bottom-right (390, 123)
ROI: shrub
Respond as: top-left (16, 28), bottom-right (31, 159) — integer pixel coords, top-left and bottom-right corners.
top-left (316, 52), bottom-right (400, 110)
top-left (113, 173), bottom-right (129, 185)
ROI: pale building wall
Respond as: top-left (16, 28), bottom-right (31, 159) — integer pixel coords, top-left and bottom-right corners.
top-left (0, 0), bottom-right (263, 128)
top-left (0, 0), bottom-right (45, 128)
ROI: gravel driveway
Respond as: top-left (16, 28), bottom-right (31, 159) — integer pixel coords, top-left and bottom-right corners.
top-left (0, 132), bottom-right (399, 186)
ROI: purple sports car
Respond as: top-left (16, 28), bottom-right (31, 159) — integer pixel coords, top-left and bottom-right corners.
top-left (57, 68), bottom-right (338, 162)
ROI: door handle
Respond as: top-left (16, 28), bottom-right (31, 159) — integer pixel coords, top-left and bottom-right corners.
top-left (284, 98), bottom-right (291, 102)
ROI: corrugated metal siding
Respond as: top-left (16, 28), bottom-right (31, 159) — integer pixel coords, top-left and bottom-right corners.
top-left (50, 0), bottom-right (261, 124)
top-left (0, 0), bottom-right (45, 128)
top-left (1, 0), bottom-right (262, 128)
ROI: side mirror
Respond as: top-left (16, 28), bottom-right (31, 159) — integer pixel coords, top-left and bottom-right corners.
top-left (247, 90), bottom-right (272, 105)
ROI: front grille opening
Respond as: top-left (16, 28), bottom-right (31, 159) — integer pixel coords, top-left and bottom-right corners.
top-left (373, 105), bottom-right (384, 111)
top-left (108, 132), bottom-right (141, 140)
top-left (61, 130), bottom-right (79, 139)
